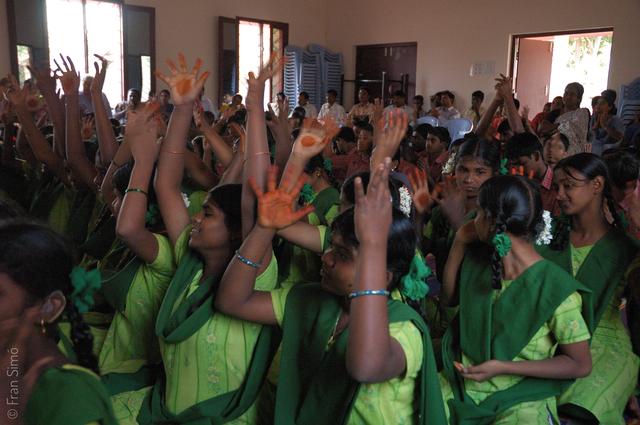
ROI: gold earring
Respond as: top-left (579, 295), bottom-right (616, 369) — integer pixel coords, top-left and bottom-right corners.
top-left (40, 319), bottom-right (47, 335)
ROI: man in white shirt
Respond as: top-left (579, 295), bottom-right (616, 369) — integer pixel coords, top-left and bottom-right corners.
top-left (298, 91), bottom-right (318, 119)
top-left (78, 76), bottom-right (112, 117)
top-left (318, 89), bottom-right (346, 125)
top-left (384, 90), bottom-right (414, 125)
top-left (430, 90), bottom-right (460, 124)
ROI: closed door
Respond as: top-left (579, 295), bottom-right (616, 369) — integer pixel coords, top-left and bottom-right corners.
top-left (355, 43), bottom-right (416, 105)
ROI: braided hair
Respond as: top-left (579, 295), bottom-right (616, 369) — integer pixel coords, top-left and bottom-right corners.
top-left (0, 220), bottom-right (99, 372)
top-left (477, 175), bottom-right (544, 289)
top-left (551, 153), bottom-right (623, 251)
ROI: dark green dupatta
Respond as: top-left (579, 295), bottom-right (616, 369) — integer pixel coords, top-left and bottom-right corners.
top-left (441, 244), bottom-right (588, 425)
top-left (137, 251), bottom-right (279, 424)
top-left (536, 228), bottom-right (639, 333)
top-left (274, 283), bottom-right (447, 425)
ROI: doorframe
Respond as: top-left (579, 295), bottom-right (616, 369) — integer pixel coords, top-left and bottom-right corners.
top-left (509, 27), bottom-right (613, 87)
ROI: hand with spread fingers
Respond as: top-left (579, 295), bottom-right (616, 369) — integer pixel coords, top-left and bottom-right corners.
top-left (246, 55), bottom-right (285, 110)
top-left (90, 54), bottom-right (109, 94)
top-left (4, 75), bottom-right (29, 107)
top-left (354, 158), bottom-right (393, 246)
top-left (54, 54), bottom-right (81, 95)
top-left (438, 174), bottom-right (467, 230)
top-left (155, 53), bottom-right (209, 106)
top-left (408, 168), bottom-right (434, 214)
top-left (372, 109), bottom-right (409, 164)
top-left (27, 65), bottom-right (58, 100)
top-left (292, 117), bottom-right (339, 160)
top-left (249, 165), bottom-right (315, 230)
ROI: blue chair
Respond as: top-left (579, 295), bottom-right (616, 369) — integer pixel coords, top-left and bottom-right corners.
top-left (416, 116), bottom-right (439, 127)
top-left (446, 118), bottom-right (473, 141)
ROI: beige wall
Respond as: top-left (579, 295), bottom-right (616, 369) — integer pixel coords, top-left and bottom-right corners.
top-left (0, 0), bottom-right (328, 101)
top-left (326, 0), bottom-right (640, 113)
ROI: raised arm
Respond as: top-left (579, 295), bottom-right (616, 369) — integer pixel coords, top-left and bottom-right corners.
top-left (91, 55), bottom-right (118, 167)
top-left (153, 53), bottom-right (209, 245)
top-left (475, 91), bottom-right (503, 138)
top-left (215, 166), bottom-right (314, 324)
top-left (184, 149), bottom-right (218, 189)
top-left (57, 55), bottom-right (98, 191)
top-left (440, 221), bottom-right (478, 307)
top-left (6, 75), bottom-right (67, 183)
top-left (194, 106), bottom-right (233, 167)
top-left (496, 74), bottom-right (524, 135)
top-left (267, 100), bottom-right (293, 171)
top-left (347, 158), bottom-right (408, 383)
top-left (115, 102), bottom-right (162, 263)
top-left (28, 65), bottom-right (66, 158)
top-left (242, 55), bottom-right (283, 238)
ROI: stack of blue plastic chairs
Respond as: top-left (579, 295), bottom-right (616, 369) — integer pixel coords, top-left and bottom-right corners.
top-left (284, 44), bottom-right (343, 112)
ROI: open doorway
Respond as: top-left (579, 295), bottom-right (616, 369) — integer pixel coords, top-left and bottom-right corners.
top-left (511, 28), bottom-right (613, 116)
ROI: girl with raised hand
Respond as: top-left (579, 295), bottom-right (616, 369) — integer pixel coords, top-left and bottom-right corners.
top-left (96, 101), bottom-right (176, 402)
top-left (537, 153), bottom-right (640, 424)
top-left (439, 175), bottom-right (592, 425)
top-left (0, 220), bottom-right (117, 425)
top-left (134, 54), bottom-right (280, 425)
top-left (216, 160), bottom-right (446, 425)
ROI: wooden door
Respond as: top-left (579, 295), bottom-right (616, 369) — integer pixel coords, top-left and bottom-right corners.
top-left (355, 43), bottom-right (416, 105)
top-left (514, 39), bottom-right (553, 115)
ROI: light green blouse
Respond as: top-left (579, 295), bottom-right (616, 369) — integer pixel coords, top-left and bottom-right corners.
top-left (159, 226), bottom-right (278, 423)
top-left (270, 287), bottom-right (424, 425)
top-left (99, 234), bottom-right (175, 375)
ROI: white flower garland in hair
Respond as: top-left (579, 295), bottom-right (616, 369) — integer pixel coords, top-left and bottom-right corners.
top-left (535, 210), bottom-right (553, 245)
top-left (398, 186), bottom-right (412, 217)
top-left (442, 150), bottom-right (457, 175)
top-left (181, 192), bottom-right (191, 209)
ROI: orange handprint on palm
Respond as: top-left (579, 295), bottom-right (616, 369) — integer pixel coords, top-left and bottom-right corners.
top-left (249, 166), bottom-right (315, 230)
top-left (155, 53), bottom-right (209, 106)
top-left (292, 117), bottom-right (339, 159)
top-left (408, 169), bottom-right (434, 214)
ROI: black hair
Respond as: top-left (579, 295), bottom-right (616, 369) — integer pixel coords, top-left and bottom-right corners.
top-left (393, 90), bottom-right (406, 98)
top-left (441, 90), bottom-right (455, 101)
top-left (112, 161), bottom-right (164, 231)
top-left (478, 175), bottom-right (543, 289)
top-left (472, 90), bottom-right (485, 102)
top-left (0, 220), bottom-right (98, 372)
top-left (414, 123), bottom-right (432, 139)
top-left (335, 126), bottom-right (356, 144)
top-left (356, 122), bottom-right (374, 134)
top-left (428, 126), bottom-right (452, 148)
top-left (504, 132), bottom-right (543, 160)
top-left (513, 98), bottom-right (520, 110)
top-left (228, 108), bottom-right (247, 126)
top-left (160, 89), bottom-right (170, 96)
top-left (299, 91), bottom-right (310, 100)
top-left (358, 87), bottom-right (369, 95)
top-left (547, 132), bottom-right (570, 151)
top-left (207, 184), bottom-right (243, 250)
top-left (330, 207), bottom-right (425, 317)
top-left (340, 172), bottom-right (407, 214)
top-left (327, 89), bottom-right (338, 97)
top-left (566, 82), bottom-right (584, 102)
top-left (497, 119), bottom-right (512, 136)
top-left (414, 95), bottom-right (424, 102)
top-left (551, 153), bottom-right (622, 250)
top-left (456, 137), bottom-right (500, 172)
top-left (603, 150), bottom-right (640, 189)
top-left (304, 154), bottom-right (338, 188)
top-left (598, 95), bottom-right (618, 115)
top-left (128, 88), bottom-right (141, 96)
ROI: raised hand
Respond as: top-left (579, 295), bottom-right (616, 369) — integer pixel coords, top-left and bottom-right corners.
top-left (454, 220), bottom-right (479, 245)
top-left (292, 117), bottom-right (339, 159)
top-left (91, 54), bottom-right (109, 94)
top-left (372, 97), bottom-right (384, 124)
top-left (54, 54), bottom-right (80, 95)
top-left (438, 175), bottom-right (466, 229)
top-left (228, 122), bottom-right (247, 154)
top-left (4, 74), bottom-right (28, 107)
top-left (374, 109), bottom-right (409, 155)
top-left (27, 65), bottom-right (58, 98)
top-left (408, 168), bottom-right (434, 214)
top-left (249, 165), bottom-right (315, 229)
top-left (354, 158), bottom-right (392, 246)
top-left (246, 54), bottom-right (284, 110)
top-left (127, 101), bottom-right (162, 162)
top-left (494, 74), bottom-right (513, 100)
top-left (155, 53), bottom-right (209, 106)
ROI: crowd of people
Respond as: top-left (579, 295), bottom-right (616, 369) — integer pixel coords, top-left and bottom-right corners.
top-left (1, 50), bottom-right (640, 425)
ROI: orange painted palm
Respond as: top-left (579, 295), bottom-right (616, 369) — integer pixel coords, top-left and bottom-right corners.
top-left (155, 53), bottom-right (209, 106)
top-left (249, 165), bottom-right (315, 230)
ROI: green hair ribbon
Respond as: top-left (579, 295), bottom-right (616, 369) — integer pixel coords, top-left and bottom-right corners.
top-left (145, 203), bottom-right (160, 227)
top-left (492, 232), bottom-right (512, 258)
top-left (323, 158), bottom-right (333, 173)
top-left (400, 255), bottom-right (431, 301)
top-left (69, 266), bottom-right (102, 313)
top-left (499, 158), bottom-right (509, 176)
top-left (299, 183), bottom-right (315, 204)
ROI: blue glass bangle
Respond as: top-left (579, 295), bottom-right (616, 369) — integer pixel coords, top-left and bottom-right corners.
top-left (347, 289), bottom-right (390, 299)
top-left (235, 250), bottom-right (261, 269)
